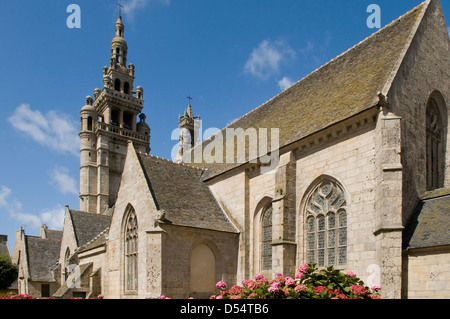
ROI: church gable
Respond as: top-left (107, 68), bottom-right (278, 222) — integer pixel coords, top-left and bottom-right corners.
top-left (111, 141), bottom-right (159, 231)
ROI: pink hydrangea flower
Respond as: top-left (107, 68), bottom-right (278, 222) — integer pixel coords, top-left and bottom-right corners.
top-left (275, 275), bottom-right (286, 285)
top-left (346, 271), bottom-right (357, 277)
top-left (371, 284), bottom-right (381, 291)
top-left (298, 263), bottom-right (309, 273)
top-left (268, 282), bottom-right (280, 293)
top-left (314, 286), bottom-right (328, 296)
top-left (229, 285), bottom-right (243, 295)
top-left (255, 274), bottom-right (264, 280)
top-left (274, 273), bottom-right (282, 277)
top-left (216, 281), bottom-right (227, 289)
top-left (243, 280), bottom-right (260, 290)
top-left (285, 277), bottom-right (296, 286)
top-left (350, 284), bottom-right (368, 296)
top-left (294, 284), bottom-right (308, 293)
top-left (295, 272), bottom-right (304, 279)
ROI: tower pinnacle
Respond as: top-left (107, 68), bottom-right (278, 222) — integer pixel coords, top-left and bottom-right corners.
top-left (176, 100), bottom-right (201, 163)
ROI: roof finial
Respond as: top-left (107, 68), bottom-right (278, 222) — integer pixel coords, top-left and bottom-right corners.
top-left (117, 0), bottom-right (124, 17)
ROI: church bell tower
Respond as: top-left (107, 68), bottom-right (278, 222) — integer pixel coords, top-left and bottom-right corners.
top-left (79, 14), bottom-right (151, 214)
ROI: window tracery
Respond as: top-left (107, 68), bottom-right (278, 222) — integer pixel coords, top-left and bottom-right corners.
top-left (305, 180), bottom-right (347, 267)
top-left (426, 99), bottom-right (443, 191)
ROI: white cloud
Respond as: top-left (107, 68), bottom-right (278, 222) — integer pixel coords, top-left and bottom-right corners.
top-left (299, 41), bottom-right (315, 58)
top-left (244, 39), bottom-right (295, 80)
top-left (50, 167), bottom-right (78, 196)
top-left (0, 185), bottom-right (64, 230)
top-left (0, 186), bottom-right (12, 207)
top-left (278, 77), bottom-right (294, 91)
top-left (122, 0), bottom-right (170, 20)
top-left (8, 104), bottom-right (79, 157)
top-left (298, 32), bottom-right (333, 66)
top-left (40, 205), bottom-right (66, 230)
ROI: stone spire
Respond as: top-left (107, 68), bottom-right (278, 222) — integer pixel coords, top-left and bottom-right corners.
top-left (111, 15), bottom-right (128, 67)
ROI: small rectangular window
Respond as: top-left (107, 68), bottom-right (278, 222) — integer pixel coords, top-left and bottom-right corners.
top-left (41, 284), bottom-right (50, 298)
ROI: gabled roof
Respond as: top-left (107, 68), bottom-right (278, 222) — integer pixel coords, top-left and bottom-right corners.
top-left (77, 228), bottom-right (109, 254)
top-left (44, 229), bottom-right (63, 241)
top-left (403, 188), bottom-right (450, 250)
top-left (25, 236), bottom-right (61, 282)
top-left (136, 152), bottom-right (238, 233)
top-left (68, 209), bottom-right (112, 247)
top-left (189, 0), bottom-right (430, 179)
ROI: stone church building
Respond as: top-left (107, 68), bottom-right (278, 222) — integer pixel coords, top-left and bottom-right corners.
top-left (12, 0), bottom-right (450, 299)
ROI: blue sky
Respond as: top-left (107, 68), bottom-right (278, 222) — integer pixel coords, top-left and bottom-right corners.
top-left (0, 0), bottom-right (449, 250)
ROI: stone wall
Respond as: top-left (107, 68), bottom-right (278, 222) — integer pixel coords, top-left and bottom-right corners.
top-left (161, 225), bottom-right (239, 299)
top-left (295, 119), bottom-right (380, 285)
top-left (403, 247), bottom-right (450, 298)
top-left (208, 111), bottom-right (383, 289)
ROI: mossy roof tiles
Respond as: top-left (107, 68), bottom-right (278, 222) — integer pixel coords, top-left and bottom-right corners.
top-left (136, 153), bottom-right (238, 233)
top-left (404, 188), bottom-right (450, 249)
top-left (189, 2), bottom-right (426, 180)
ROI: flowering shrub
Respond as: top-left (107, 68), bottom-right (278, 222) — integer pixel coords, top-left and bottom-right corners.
top-left (210, 264), bottom-right (381, 299)
top-left (0, 292), bottom-right (36, 299)
top-left (0, 292), bottom-right (105, 299)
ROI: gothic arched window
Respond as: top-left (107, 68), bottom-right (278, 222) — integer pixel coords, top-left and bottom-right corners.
top-left (426, 99), bottom-right (444, 191)
top-left (261, 205), bottom-right (272, 271)
top-left (305, 180), bottom-right (347, 267)
top-left (125, 207), bottom-right (138, 292)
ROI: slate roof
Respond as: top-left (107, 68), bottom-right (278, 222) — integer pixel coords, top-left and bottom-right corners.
top-left (188, 1), bottom-right (428, 180)
top-left (25, 236), bottom-right (61, 282)
top-left (403, 188), bottom-right (450, 250)
top-left (136, 153), bottom-right (238, 233)
top-left (68, 209), bottom-right (112, 247)
top-left (42, 229), bottom-right (63, 241)
top-left (77, 228), bottom-right (109, 254)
